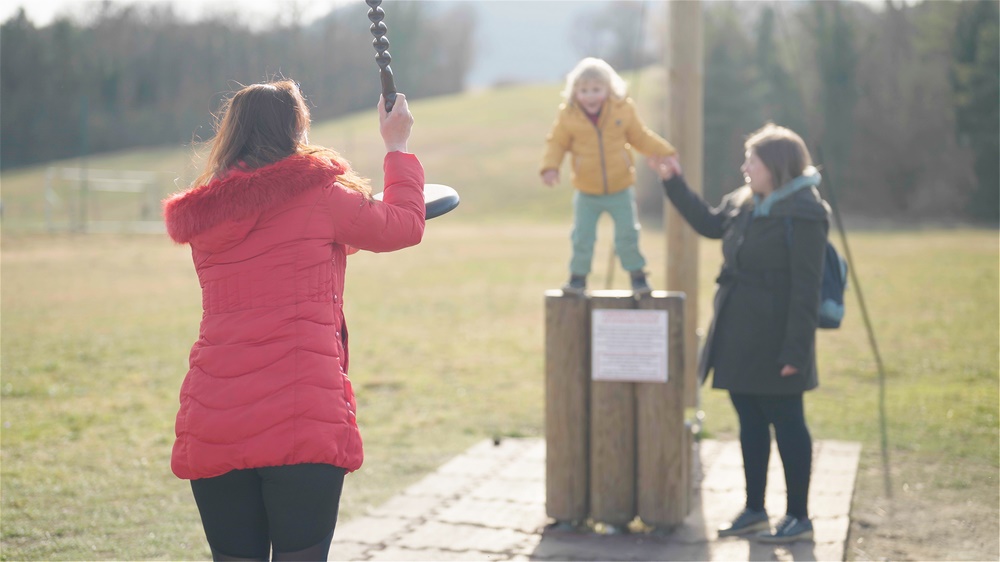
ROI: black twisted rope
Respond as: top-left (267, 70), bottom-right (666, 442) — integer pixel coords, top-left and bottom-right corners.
top-left (366, 0), bottom-right (397, 112)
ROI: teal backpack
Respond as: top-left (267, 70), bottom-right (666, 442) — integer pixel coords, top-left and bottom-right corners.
top-left (785, 218), bottom-right (847, 329)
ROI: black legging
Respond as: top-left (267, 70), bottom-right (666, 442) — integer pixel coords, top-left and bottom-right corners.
top-left (190, 463), bottom-right (347, 561)
top-left (729, 392), bottom-right (812, 519)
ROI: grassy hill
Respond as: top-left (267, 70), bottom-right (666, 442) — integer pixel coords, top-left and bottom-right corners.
top-left (0, 70), bottom-right (676, 231)
top-left (0, 81), bottom-right (587, 230)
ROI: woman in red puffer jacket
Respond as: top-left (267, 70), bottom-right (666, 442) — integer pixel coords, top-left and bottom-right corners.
top-left (162, 80), bottom-right (424, 560)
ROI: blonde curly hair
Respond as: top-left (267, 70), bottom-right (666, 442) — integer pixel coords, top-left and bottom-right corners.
top-left (561, 57), bottom-right (628, 105)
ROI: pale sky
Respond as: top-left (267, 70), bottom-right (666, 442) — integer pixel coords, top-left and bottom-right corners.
top-left (2, 0), bottom-right (901, 27)
top-left (0, 0), bottom-right (349, 28)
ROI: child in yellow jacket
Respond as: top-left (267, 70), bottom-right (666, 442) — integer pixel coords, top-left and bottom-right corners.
top-left (540, 57), bottom-right (677, 295)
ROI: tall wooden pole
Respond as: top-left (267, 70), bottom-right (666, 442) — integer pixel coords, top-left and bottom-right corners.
top-left (665, 1), bottom-right (703, 408)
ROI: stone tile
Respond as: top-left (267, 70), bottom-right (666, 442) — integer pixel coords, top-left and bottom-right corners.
top-left (527, 531), bottom-right (647, 561)
top-left (705, 524), bottom-right (847, 561)
top-left (333, 515), bottom-right (413, 546)
top-left (699, 489), bottom-right (747, 524)
top-left (811, 468), bottom-right (858, 492)
top-left (470, 477), bottom-right (546, 504)
top-left (817, 440), bottom-right (863, 457)
top-left (809, 491), bottom-right (854, 518)
top-left (669, 510), bottom-right (713, 544)
top-left (702, 465), bottom-right (745, 492)
top-left (528, 530), bottom-right (712, 561)
top-left (368, 493), bottom-right (440, 520)
top-left (401, 472), bottom-right (479, 499)
top-left (708, 538), bottom-right (780, 561)
top-left (724, 440), bottom-right (749, 454)
top-left (811, 540), bottom-right (847, 561)
top-left (368, 546), bottom-right (506, 561)
top-left (510, 531), bottom-right (544, 556)
top-left (746, 539), bottom-right (843, 562)
top-left (813, 515), bottom-right (850, 545)
top-left (437, 497), bottom-right (550, 533)
top-left (327, 541), bottom-right (372, 561)
top-left (394, 521), bottom-right (532, 554)
top-left (435, 453), bottom-right (506, 477)
top-left (697, 439), bottom-right (728, 464)
top-left (496, 459), bottom-right (545, 481)
top-left (332, 438), bottom-right (858, 562)
top-left (519, 439), bottom-right (546, 461)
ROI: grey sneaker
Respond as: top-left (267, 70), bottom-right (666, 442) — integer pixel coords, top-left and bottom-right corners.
top-left (562, 274), bottom-right (586, 295)
top-left (756, 514), bottom-right (814, 543)
top-left (717, 508), bottom-right (769, 538)
top-left (630, 270), bottom-right (652, 296)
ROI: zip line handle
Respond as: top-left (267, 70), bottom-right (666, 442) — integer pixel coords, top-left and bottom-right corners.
top-left (366, 0), bottom-right (397, 112)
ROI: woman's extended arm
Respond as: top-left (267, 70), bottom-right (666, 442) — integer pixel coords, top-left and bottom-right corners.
top-left (333, 94), bottom-right (425, 253)
top-left (648, 156), bottom-right (727, 239)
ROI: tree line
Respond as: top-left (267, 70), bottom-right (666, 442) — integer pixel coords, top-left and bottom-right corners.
top-left (579, 0), bottom-right (997, 221)
top-left (698, 0), bottom-right (997, 221)
top-left (1, 0), bottom-right (996, 220)
top-left (0, 2), bottom-right (474, 170)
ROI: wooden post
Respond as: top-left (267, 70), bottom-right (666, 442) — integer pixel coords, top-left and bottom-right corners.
top-left (544, 290), bottom-right (590, 522)
top-left (665, 0), bottom-right (703, 408)
top-left (588, 291), bottom-right (637, 527)
top-left (636, 291), bottom-right (689, 526)
top-left (545, 290), bottom-right (689, 528)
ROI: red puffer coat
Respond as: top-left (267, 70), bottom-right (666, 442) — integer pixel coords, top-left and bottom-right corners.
top-left (163, 151), bottom-right (425, 480)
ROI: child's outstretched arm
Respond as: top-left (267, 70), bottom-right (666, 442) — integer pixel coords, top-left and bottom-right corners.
top-left (540, 109), bottom-right (571, 186)
top-left (622, 99), bottom-right (676, 157)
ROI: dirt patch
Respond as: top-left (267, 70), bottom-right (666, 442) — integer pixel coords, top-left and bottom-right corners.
top-left (847, 454), bottom-right (998, 561)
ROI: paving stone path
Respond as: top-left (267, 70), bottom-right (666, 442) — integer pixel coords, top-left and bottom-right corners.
top-left (331, 438), bottom-right (860, 561)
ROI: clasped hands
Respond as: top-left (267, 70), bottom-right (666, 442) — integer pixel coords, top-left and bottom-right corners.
top-left (646, 154), bottom-right (683, 180)
top-left (541, 154), bottom-right (683, 187)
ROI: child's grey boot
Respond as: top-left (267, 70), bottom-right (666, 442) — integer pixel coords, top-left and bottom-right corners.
top-left (562, 274), bottom-right (587, 295)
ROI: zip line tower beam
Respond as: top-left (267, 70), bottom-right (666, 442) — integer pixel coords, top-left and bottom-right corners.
top-left (665, 0), bottom-right (704, 408)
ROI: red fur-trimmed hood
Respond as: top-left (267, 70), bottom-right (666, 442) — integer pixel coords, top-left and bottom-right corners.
top-left (163, 154), bottom-right (345, 247)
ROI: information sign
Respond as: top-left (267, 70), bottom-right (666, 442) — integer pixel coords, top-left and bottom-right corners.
top-left (591, 309), bottom-right (669, 383)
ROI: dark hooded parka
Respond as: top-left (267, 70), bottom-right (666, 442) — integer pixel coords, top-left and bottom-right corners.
top-left (663, 170), bottom-right (830, 395)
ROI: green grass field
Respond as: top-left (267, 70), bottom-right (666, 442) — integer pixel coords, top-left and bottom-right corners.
top-left (2, 81), bottom-right (998, 560)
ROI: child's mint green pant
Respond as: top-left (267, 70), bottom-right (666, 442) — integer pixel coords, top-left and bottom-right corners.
top-left (569, 187), bottom-right (646, 276)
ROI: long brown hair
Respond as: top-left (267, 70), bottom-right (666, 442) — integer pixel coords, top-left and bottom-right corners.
top-left (744, 123), bottom-right (813, 190)
top-left (193, 80), bottom-right (370, 196)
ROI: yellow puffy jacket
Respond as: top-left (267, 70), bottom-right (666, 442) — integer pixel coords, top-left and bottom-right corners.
top-left (540, 97), bottom-right (676, 195)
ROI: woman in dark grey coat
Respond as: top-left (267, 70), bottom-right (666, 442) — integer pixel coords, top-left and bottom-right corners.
top-left (648, 123), bottom-right (829, 544)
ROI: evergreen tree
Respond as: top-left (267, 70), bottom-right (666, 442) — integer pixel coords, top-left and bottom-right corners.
top-left (702, 2), bottom-right (764, 204)
top-left (850, 0), bottom-right (976, 217)
top-left (0, 3), bottom-right (473, 169)
top-left (754, 6), bottom-right (807, 136)
top-left (952, 0), bottom-right (999, 222)
top-left (808, 0), bottom-right (859, 188)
